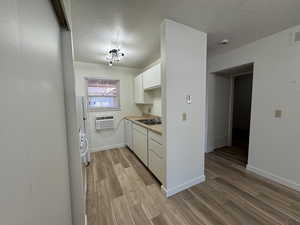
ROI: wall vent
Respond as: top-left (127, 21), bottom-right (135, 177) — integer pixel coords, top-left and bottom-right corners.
top-left (294, 31), bottom-right (300, 43)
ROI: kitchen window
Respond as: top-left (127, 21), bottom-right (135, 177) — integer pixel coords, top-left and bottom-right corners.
top-left (86, 78), bottom-right (120, 111)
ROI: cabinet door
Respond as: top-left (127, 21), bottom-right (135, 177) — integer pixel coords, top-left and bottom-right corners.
top-left (128, 121), bottom-right (133, 150)
top-left (148, 150), bottom-right (164, 182)
top-left (148, 130), bottom-right (164, 182)
top-left (143, 63), bottom-right (161, 90)
top-left (134, 74), bottom-right (152, 104)
top-left (125, 120), bottom-right (133, 150)
top-left (134, 75), bottom-right (143, 103)
top-left (133, 127), bottom-right (148, 166)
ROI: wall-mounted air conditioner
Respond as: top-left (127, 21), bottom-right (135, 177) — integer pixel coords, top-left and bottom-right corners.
top-left (95, 116), bottom-right (114, 130)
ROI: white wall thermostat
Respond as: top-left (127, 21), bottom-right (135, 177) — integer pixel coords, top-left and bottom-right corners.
top-left (186, 95), bottom-right (192, 104)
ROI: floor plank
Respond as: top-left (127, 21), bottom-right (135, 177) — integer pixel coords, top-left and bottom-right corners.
top-left (86, 155), bottom-right (98, 225)
top-left (121, 148), bottom-right (156, 185)
top-left (152, 214), bottom-right (170, 225)
top-left (189, 187), bottom-right (241, 225)
top-left (100, 151), bottom-right (123, 199)
top-left (112, 196), bottom-right (135, 225)
top-left (214, 145), bottom-right (248, 166)
top-left (224, 201), bottom-right (268, 225)
top-left (130, 204), bottom-right (153, 225)
top-left (97, 179), bottom-right (115, 225)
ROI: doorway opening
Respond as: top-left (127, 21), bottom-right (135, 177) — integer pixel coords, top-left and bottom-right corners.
top-left (213, 63), bottom-right (254, 166)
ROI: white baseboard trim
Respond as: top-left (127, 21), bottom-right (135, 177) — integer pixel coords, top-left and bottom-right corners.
top-left (84, 214), bottom-right (87, 225)
top-left (89, 143), bottom-right (125, 153)
top-left (247, 165), bottom-right (300, 192)
top-left (206, 136), bottom-right (228, 153)
top-left (161, 175), bottom-right (206, 197)
top-left (206, 146), bottom-right (215, 153)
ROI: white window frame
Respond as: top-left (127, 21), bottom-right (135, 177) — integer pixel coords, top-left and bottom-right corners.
top-left (85, 77), bottom-right (121, 112)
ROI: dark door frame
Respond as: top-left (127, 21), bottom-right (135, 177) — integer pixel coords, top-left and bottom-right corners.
top-left (227, 71), bottom-right (253, 147)
top-left (50, 0), bottom-right (70, 30)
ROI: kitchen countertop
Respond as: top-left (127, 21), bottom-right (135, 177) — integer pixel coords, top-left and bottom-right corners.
top-left (125, 115), bottom-right (163, 135)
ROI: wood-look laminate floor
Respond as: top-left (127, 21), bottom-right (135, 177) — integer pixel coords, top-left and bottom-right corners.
top-left (214, 145), bottom-right (248, 166)
top-left (87, 148), bottom-right (300, 225)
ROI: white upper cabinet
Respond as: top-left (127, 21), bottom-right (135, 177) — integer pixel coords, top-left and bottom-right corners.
top-left (134, 74), bottom-right (152, 104)
top-left (143, 63), bottom-right (161, 90)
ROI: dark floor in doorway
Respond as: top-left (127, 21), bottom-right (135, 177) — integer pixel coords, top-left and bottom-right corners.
top-left (214, 144), bottom-right (248, 166)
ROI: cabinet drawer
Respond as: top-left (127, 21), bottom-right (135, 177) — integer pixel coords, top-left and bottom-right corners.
top-left (149, 130), bottom-right (162, 144)
top-left (133, 123), bottom-right (147, 135)
top-left (148, 139), bottom-right (163, 158)
top-left (149, 150), bottom-right (164, 182)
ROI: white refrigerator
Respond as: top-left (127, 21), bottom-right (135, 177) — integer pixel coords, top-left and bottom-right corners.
top-left (76, 96), bottom-right (90, 223)
top-left (77, 96), bottom-right (90, 165)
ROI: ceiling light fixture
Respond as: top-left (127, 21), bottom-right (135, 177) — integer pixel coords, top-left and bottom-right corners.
top-left (219, 39), bottom-right (229, 45)
top-left (106, 48), bottom-right (125, 66)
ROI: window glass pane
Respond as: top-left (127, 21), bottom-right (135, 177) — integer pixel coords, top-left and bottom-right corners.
top-left (88, 96), bottom-right (119, 109)
top-left (87, 79), bottom-right (120, 110)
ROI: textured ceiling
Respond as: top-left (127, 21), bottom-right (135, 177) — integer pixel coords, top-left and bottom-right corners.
top-left (71, 0), bottom-right (300, 68)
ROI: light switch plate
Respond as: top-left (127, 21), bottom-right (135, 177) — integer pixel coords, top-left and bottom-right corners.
top-left (186, 95), bottom-right (192, 104)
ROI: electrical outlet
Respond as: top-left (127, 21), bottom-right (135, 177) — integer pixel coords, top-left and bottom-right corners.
top-left (182, 113), bottom-right (187, 121)
top-left (274, 110), bottom-right (282, 118)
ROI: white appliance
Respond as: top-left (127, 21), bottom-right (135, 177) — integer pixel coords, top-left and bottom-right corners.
top-left (77, 96), bottom-right (90, 165)
top-left (76, 96), bottom-right (90, 222)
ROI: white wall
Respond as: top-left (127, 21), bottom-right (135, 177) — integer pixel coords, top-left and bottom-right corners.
top-left (208, 25), bottom-right (300, 190)
top-left (61, 31), bottom-right (85, 225)
top-left (61, 0), bottom-right (72, 25)
top-left (0, 0), bottom-right (71, 224)
top-left (60, 1), bottom-right (85, 224)
top-left (141, 88), bottom-right (162, 117)
top-left (74, 61), bottom-right (142, 152)
top-left (161, 20), bottom-right (207, 196)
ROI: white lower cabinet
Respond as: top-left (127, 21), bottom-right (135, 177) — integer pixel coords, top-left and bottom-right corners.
top-left (148, 150), bottom-right (164, 182)
top-left (148, 130), bottom-right (164, 182)
top-left (132, 124), bottom-right (148, 166)
top-left (125, 120), bottom-right (133, 150)
top-left (129, 122), bottom-right (164, 183)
